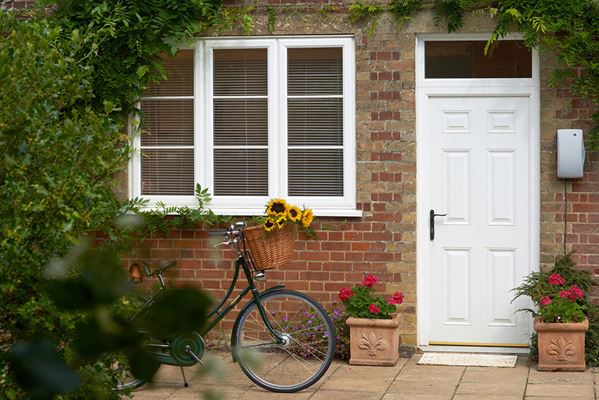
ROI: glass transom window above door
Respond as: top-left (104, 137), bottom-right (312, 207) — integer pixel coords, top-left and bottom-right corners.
top-left (425, 40), bottom-right (532, 79)
top-left (130, 37), bottom-right (358, 216)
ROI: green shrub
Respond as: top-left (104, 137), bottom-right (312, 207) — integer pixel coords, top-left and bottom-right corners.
top-left (0, 1), bottom-right (224, 396)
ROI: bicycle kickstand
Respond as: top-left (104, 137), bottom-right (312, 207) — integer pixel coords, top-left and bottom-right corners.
top-left (180, 367), bottom-right (188, 388)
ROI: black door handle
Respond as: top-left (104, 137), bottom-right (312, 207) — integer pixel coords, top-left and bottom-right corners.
top-left (429, 209), bottom-right (447, 241)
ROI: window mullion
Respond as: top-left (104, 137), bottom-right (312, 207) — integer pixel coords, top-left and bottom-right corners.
top-left (268, 40), bottom-right (282, 199)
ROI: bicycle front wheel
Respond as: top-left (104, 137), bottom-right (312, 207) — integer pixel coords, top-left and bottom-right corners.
top-left (233, 290), bottom-right (336, 392)
top-left (109, 352), bottom-right (146, 392)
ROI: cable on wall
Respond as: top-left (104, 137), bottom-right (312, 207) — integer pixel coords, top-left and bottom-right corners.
top-left (563, 178), bottom-right (568, 257)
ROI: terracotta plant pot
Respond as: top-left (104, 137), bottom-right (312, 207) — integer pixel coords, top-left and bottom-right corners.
top-left (346, 314), bottom-right (400, 366)
top-left (534, 317), bottom-right (589, 371)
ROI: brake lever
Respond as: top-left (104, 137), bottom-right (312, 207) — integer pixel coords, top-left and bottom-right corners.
top-left (213, 241), bottom-right (229, 248)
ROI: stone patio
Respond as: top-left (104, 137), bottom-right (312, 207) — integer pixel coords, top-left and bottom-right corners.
top-left (134, 353), bottom-right (599, 400)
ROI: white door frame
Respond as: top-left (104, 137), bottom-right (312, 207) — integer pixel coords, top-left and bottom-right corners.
top-left (415, 33), bottom-right (541, 349)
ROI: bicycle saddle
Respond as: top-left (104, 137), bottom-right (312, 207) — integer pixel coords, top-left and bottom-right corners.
top-left (150, 259), bottom-right (177, 276)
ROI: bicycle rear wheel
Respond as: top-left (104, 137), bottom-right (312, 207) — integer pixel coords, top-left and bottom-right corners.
top-left (233, 290), bottom-right (335, 392)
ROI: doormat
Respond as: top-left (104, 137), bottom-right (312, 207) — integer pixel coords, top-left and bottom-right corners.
top-left (418, 353), bottom-right (517, 368)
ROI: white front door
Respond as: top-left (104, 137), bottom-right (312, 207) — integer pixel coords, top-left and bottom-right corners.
top-left (425, 95), bottom-right (533, 346)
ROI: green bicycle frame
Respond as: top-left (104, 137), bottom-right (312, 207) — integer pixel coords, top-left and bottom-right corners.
top-left (200, 254), bottom-right (284, 339)
top-left (138, 251), bottom-right (286, 366)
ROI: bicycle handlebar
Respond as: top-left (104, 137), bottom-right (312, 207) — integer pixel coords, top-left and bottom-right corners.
top-left (209, 221), bottom-right (247, 246)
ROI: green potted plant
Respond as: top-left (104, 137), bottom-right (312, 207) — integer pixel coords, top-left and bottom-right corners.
top-left (338, 275), bottom-right (403, 366)
top-left (513, 256), bottom-right (591, 371)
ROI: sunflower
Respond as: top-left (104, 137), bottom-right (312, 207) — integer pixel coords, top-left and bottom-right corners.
top-left (301, 208), bottom-right (314, 228)
top-left (287, 205), bottom-right (302, 222)
top-left (266, 198), bottom-right (288, 217)
top-left (263, 218), bottom-right (276, 232)
top-left (276, 216), bottom-right (287, 229)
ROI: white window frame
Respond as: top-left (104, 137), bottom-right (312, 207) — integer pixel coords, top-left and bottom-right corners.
top-left (129, 36), bottom-right (359, 217)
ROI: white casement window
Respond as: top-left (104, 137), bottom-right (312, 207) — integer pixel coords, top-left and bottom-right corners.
top-left (130, 36), bottom-right (358, 216)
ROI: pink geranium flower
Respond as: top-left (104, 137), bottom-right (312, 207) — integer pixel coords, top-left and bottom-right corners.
top-left (548, 273), bottom-right (565, 285)
top-left (361, 274), bottom-right (379, 288)
top-left (539, 296), bottom-right (551, 307)
top-left (338, 287), bottom-right (354, 302)
top-left (368, 303), bottom-right (380, 314)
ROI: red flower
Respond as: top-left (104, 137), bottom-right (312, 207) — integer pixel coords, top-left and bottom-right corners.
top-left (570, 284), bottom-right (584, 300)
top-left (548, 273), bottom-right (565, 286)
top-left (539, 296), bottom-right (551, 307)
top-left (361, 274), bottom-right (379, 288)
top-left (338, 287), bottom-right (354, 302)
top-left (560, 285), bottom-right (584, 302)
top-left (368, 303), bottom-right (380, 314)
top-left (388, 291), bottom-right (404, 305)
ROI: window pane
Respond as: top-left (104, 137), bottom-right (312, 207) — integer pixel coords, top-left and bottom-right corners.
top-left (141, 149), bottom-right (194, 195)
top-left (145, 50), bottom-right (194, 97)
top-left (214, 49), bottom-right (267, 96)
top-left (214, 99), bottom-right (267, 146)
top-left (214, 149), bottom-right (268, 196)
top-left (288, 149), bottom-right (343, 197)
top-left (425, 40), bottom-right (532, 78)
top-left (288, 98), bottom-right (342, 146)
top-left (140, 100), bottom-right (193, 146)
top-left (288, 48), bottom-right (342, 95)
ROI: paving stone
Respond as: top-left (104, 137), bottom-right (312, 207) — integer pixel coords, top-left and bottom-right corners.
top-left (381, 393), bottom-right (453, 400)
top-left (453, 396), bottom-right (523, 400)
top-left (311, 389), bottom-right (384, 400)
top-left (461, 365), bottom-right (529, 385)
top-left (528, 367), bottom-right (594, 384)
top-left (318, 375), bottom-right (392, 391)
top-left (395, 364), bottom-right (465, 382)
top-left (173, 384), bottom-right (249, 400)
top-left (134, 386), bottom-right (179, 398)
top-left (456, 382), bottom-right (525, 397)
top-left (386, 378), bottom-right (458, 396)
top-left (238, 388), bottom-right (312, 400)
top-left (525, 383), bottom-right (595, 398)
top-left (329, 360), bottom-right (406, 380)
top-left (525, 398), bottom-right (594, 400)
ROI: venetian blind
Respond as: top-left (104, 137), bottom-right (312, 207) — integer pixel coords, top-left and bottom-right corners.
top-left (140, 50), bottom-right (194, 195)
top-left (212, 49), bottom-right (268, 196)
top-left (287, 48), bottom-right (343, 197)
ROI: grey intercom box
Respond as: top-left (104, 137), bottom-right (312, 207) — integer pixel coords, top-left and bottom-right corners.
top-left (557, 129), bottom-right (585, 178)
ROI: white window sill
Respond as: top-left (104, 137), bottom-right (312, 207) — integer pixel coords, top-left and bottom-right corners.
top-left (133, 205), bottom-right (363, 218)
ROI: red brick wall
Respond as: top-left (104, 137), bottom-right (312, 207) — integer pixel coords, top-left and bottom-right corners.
top-left (552, 89), bottom-right (599, 297)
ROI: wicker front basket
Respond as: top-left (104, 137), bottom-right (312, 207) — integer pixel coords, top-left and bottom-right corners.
top-left (243, 224), bottom-right (297, 271)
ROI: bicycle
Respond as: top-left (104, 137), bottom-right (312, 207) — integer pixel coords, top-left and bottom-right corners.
top-left (113, 221), bottom-right (336, 393)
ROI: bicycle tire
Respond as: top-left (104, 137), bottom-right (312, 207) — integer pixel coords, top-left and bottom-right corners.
top-left (109, 352), bottom-right (146, 392)
top-left (232, 290), bottom-right (336, 392)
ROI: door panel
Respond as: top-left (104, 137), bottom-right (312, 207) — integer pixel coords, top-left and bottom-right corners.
top-left (427, 96), bottom-right (531, 346)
